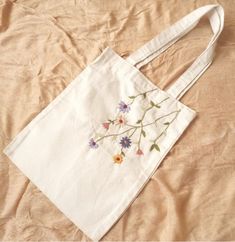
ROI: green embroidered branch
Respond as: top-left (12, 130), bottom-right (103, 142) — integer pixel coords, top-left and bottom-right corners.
top-left (150, 109), bottom-right (181, 152)
top-left (95, 109), bottom-right (180, 143)
top-left (128, 87), bottom-right (159, 104)
top-left (106, 97), bottom-right (169, 130)
top-left (137, 122), bottom-right (145, 150)
top-left (137, 97), bottom-right (170, 123)
top-left (129, 128), bottom-right (138, 138)
top-left (142, 110), bottom-right (180, 128)
top-left (96, 127), bottom-right (134, 142)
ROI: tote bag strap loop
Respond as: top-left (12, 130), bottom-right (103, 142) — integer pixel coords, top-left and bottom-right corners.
top-left (126, 4), bottom-right (224, 100)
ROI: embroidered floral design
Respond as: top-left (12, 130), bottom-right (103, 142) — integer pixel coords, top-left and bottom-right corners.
top-left (113, 154), bottom-right (123, 164)
top-left (118, 101), bottom-right (130, 113)
top-left (102, 122), bottom-right (110, 130)
top-left (136, 148), bottom-right (144, 156)
top-left (89, 88), bottom-right (181, 164)
top-left (116, 115), bottom-right (127, 126)
top-left (89, 138), bottom-right (99, 149)
top-left (120, 136), bottom-right (132, 149)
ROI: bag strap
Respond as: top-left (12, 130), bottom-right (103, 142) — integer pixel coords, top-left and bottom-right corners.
top-left (126, 4), bottom-right (224, 100)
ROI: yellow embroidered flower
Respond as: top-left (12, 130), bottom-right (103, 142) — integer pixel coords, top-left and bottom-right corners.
top-left (113, 154), bottom-right (123, 164)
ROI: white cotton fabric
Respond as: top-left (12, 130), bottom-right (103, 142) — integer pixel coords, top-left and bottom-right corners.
top-left (3, 4), bottom-right (224, 241)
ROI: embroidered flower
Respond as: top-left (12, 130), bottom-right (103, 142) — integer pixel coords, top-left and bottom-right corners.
top-left (120, 136), bottom-right (132, 149)
top-left (118, 101), bottom-right (130, 113)
top-left (116, 115), bottom-right (127, 126)
top-left (102, 122), bottom-right (110, 130)
top-left (136, 148), bottom-right (144, 156)
top-left (89, 138), bottom-right (98, 149)
top-left (113, 154), bottom-right (123, 164)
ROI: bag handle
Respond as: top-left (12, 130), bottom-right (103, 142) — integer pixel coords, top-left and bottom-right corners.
top-left (126, 4), bottom-right (224, 100)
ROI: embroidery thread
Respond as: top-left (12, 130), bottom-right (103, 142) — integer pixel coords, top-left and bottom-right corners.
top-left (89, 88), bottom-right (181, 164)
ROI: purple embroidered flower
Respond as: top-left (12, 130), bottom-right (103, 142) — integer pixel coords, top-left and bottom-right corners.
top-left (118, 101), bottom-right (130, 113)
top-left (120, 136), bottom-right (132, 149)
top-left (89, 138), bottom-right (98, 149)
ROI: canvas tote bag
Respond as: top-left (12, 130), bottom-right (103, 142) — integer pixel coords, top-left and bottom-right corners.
top-left (3, 4), bottom-right (224, 241)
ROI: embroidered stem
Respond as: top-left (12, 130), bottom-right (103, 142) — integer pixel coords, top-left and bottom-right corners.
top-left (140, 97), bottom-right (169, 121)
top-left (96, 127), bottom-right (135, 142)
top-left (128, 87), bottom-right (159, 104)
top-left (96, 110), bottom-right (180, 143)
top-left (154, 110), bottom-right (181, 144)
top-left (137, 122), bottom-right (144, 149)
top-left (143, 110), bottom-right (180, 128)
top-left (129, 128), bottom-right (138, 138)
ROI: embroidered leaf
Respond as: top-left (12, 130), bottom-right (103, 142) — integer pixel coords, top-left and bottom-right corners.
top-left (141, 130), bottom-right (146, 137)
top-left (164, 122), bottom-right (170, 125)
top-left (136, 120), bottom-right (142, 124)
top-left (150, 101), bottom-right (160, 108)
top-left (129, 96), bottom-right (135, 99)
top-left (154, 144), bottom-right (160, 151)
top-left (121, 151), bottom-right (125, 157)
top-left (150, 144), bottom-right (155, 152)
top-left (150, 101), bottom-right (155, 106)
top-left (150, 144), bottom-right (160, 152)
top-left (108, 119), bottom-right (114, 124)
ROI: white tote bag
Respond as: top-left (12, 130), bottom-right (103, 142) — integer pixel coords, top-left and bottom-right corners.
top-left (4, 4), bottom-right (224, 241)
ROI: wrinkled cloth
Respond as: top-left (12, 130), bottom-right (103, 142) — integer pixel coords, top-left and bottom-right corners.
top-left (0, 0), bottom-right (235, 241)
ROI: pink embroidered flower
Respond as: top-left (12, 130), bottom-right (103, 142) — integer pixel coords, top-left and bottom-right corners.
top-left (136, 148), bottom-right (144, 156)
top-left (102, 122), bottom-right (110, 130)
top-left (116, 115), bottom-right (127, 126)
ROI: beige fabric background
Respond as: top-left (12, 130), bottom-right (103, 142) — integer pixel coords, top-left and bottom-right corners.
top-left (0, 0), bottom-right (234, 240)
